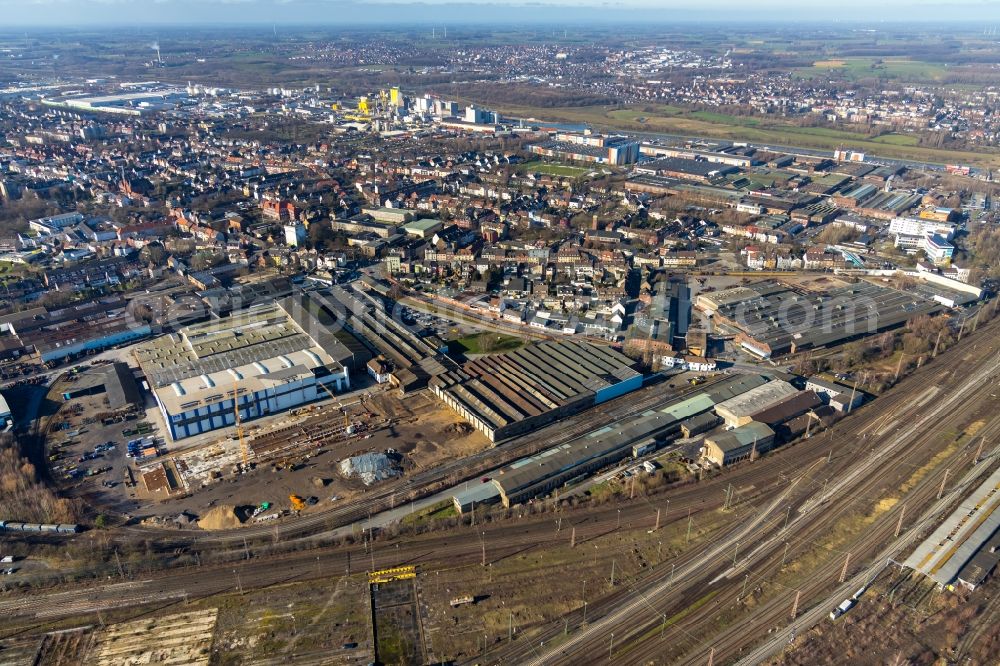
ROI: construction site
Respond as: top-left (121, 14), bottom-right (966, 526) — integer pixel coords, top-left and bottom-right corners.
top-left (46, 281), bottom-right (652, 527)
top-left (51, 366), bottom-right (487, 519)
top-left (45, 292), bottom-right (490, 526)
top-left (123, 383), bottom-right (488, 525)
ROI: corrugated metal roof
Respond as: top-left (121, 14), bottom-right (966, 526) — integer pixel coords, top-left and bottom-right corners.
top-left (705, 421), bottom-right (775, 453)
top-left (662, 393), bottom-right (716, 421)
top-left (453, 483), bottom-right (501, 507)
top-left (904, 466), bottom-right (1000, 586)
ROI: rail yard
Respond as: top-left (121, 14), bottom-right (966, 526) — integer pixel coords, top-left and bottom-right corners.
top-left (2, 312), bottom-right (999, 665)
top-left (5, 21), bottom-right (1000, 666)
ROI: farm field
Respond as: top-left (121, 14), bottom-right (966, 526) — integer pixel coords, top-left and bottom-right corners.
top-left (485, 101), bottom-right (1000, 167)
top-left (795, 57), bottom-right (950, 81)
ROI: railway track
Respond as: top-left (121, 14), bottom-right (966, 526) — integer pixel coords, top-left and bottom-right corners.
top-left (734, 426), bottom-right (1000, 666)
top-left (481, 318), bottom-right (1000, 665)
top-left (676, 415), bottom-right (1000, 666)
top-left (10, 311), bottom-right (1000, 664)
top-left (114, 373), bottom-right (717, 549)
top-left (952, 574), bottom-right (1000, 661)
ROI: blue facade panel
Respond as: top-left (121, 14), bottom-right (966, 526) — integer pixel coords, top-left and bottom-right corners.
top-left (594, 374), bottom-right (643, 405)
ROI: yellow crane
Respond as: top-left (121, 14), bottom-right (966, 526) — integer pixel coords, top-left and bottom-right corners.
top-left (233, 379), bottom-right (249, 469)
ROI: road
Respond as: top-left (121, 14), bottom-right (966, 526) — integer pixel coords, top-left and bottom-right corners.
top-left (114, 372), bottom-right (718, 549)
top-left (734, 434), bottom-right (1000, 666)
top-left (6, 310), bottom-right (1000, 665)
top-left (480, 314), bottom-right (1000, 665)
top-left (511, 114), bottom-right (954, 173)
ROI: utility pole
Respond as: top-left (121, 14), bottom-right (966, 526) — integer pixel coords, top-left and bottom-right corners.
top-left (938, 469), bottom-right (949, 500)
top-left (686, 509), bottom-right (693, 545)
top-left (509, 611), bottom-right (513, 642)
top-left (894, 504), bottom-right (906, 538)
top-left (481, 531), bottom-right (486, 567)
top-left (784, 505), bottom-right (791, 531)
top-left (655, 508), bottom-right (661, 531)
top-left (660, 613), bottom-right (667, 639)
top-left (609, 633), bottom-right (614, 661)
top-left (750, 436), bottom-right (758, 461)
top-left (669, 563), bottom-right (675, 586)
top-left (740, 573), bottom-right (749, 600)
top-left (610, 559), bottom-right (616, 587)
top-left (975, 437), bottom-right (985, 463)
top-left (848, 380), bottom-right (859, 413)
top-left (707, 646), bottom-right (715, 666)
top-left (933, 329), bottom-right (943, 357)
top-left (791, 590), bottom-right (801, 619)
top-left (114, 549), bottom-right (125, 581)
top-left (839, 552), bottom-right (851, 583)
top-left (781, 541), bottom-right (790, 568)
top-left (958, 318), bottom-right (966, 341)
top-left (571, 527), bottom-right (576, 548)
top-left (733, 541), bottom-right (739, 568)
top-left (617, 508), bottom-right (621, 530)
top-left (894, 353), bottom-right (905, 382)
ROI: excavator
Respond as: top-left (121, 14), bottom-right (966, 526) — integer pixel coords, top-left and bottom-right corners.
top-left (289, 494), bottom-right (306, 512)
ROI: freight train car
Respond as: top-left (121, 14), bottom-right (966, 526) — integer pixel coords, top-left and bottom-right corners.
top-left (0, 521), bottom-right (81, 534)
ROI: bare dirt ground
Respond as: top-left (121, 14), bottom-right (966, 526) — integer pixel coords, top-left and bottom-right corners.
top-left (0, 575), bottom-right (374, 666)
top-left (211, 574), bottom-right (373, 665)
top-left (780, 274), bottom-right (853, 292)
top-left (56, 386), bottom-right (491, 528)
top-left (417, 508), bottom-right (728, 663)
top-left (364, 390), bottom-right (489, 472)
top-left (769, 568), bottom-right (1000, 666)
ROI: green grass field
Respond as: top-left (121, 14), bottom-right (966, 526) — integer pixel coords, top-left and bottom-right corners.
top-left (480, 100), bottom-right (1000, 168)
top-left (450, 332), bottom-right (524, 355)
top-left (516, 161), bottom-right (594, 177)
top-left (401, 500), bottom-right (458, 526)
top-left (795, 58), bottom-right (949, 81)
top-left (870, 133), bottom-right (921, 146)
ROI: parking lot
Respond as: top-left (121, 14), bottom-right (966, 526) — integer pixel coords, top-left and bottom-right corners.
top-left (396, 303), bottom-right (480, 341)
top-left (44, 378), bottom-right (156, 516)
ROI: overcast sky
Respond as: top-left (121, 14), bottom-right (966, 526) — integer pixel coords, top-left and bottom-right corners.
top-left (1, 0), bottom-right (998, 27)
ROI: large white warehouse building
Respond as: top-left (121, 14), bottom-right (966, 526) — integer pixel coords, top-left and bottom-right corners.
top-left (135, 301), bottom-right (350, 441)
